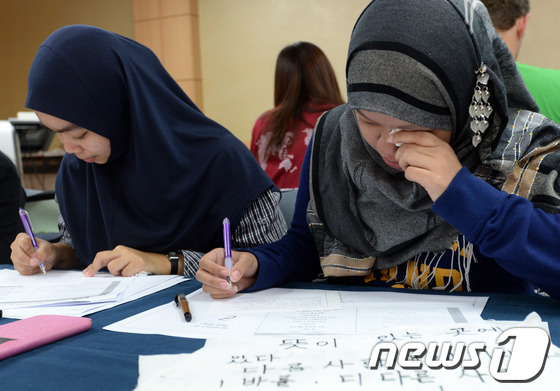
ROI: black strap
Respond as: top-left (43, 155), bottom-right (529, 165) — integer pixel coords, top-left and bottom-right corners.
top-left (167, 252), bottom-right (179, 275)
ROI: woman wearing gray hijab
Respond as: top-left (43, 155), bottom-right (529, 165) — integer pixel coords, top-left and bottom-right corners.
top-left (197, 0), bottom-right (560, 300)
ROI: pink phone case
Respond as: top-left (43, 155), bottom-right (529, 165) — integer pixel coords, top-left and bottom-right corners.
top-left (0, 315), bottom-right (92, 360)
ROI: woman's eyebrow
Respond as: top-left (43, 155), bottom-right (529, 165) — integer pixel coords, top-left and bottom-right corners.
top-left (355, 109), bottom-right (430, 130)
top-left (356, 109), bottom-right (377, 122)
top-left (42, 122), bottom-right (81, 133)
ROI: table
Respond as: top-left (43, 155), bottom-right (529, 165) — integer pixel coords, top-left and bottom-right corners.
top-left (1, 278), bottom-right (559, 390)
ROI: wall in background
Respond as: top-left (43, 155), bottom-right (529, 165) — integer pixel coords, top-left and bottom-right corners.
top-left (518, 0), bottom-right (560, 69)
top-left (0, 0), bottom-right (558, 147)
top-left (0, 0), bottom-right (134, 122)
top-left (198, 0), bottom-right (371, 144)
top-left (133, 0), bottom-right (202, 109)
top-left (198, 0), bottom-right (560, 144)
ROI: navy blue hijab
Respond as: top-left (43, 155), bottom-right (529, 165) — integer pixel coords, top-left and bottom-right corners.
top-left (26, 25), bottom-right (273, 266)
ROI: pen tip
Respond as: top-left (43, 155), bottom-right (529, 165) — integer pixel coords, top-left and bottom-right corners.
top-left (223, 217), bottom-right (229, 224)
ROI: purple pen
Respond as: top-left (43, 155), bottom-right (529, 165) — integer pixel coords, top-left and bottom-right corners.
top-left (19, 208), bottom-right (47, 275)
top-left (223, 217), bottom-right (233, 289)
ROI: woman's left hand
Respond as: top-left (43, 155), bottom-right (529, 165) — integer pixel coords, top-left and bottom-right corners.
top-left (83, 245), bottom-right (170, 277)
top-left (390, 131), bottom-right (462, 201)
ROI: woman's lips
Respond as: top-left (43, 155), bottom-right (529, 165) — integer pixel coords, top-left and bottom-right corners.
top-left (383, 157), bottom-right (402, 170)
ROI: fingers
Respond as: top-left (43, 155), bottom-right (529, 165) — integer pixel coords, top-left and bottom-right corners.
top-left (32, 239), bottom-right (56, 267)
top-left (197, 249), bottom-right (259, 299)
top-left (197, 248), bottom-right (231, 296)
top-left (396, 146), bottom-right (436, 173)
top-left (14, 232), bottom-right (35, 255)
top-left (230, 252), bottom-right (259, 283)
top-left (84, 249), bottom-right (120, 277)
top-left (398, 144), bottom-right (461, 199)
top-left (198, 248), bottom-right (228, 276)
top-left (388, 130), bottom-right (445, 148)
top-left (84, 246), bottom-right (161, 277)
top-left (391, 131), bottom-right (447, 172)
top-left (10, 233), bottom-right (47, 275)
top-left (103, 246), bottom-right (149, 277)
top-left (392, 133), bottom-right (462, 201)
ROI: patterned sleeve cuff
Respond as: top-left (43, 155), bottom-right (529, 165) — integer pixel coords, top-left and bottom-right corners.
top-left (232, 188), bottom-right (287, 248)
top-left (182, 250), bottom-right (204, 276)
top-left (57, 213), bottom-right (74, 248)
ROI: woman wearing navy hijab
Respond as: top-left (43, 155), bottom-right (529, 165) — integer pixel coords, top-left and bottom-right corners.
top-left (10, 25), bottom-right (286, 277)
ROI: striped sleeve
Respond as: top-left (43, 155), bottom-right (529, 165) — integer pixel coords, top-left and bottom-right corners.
top-left (182, 188), bottom-right (287, 276)
top-left (57, 213), bottom-right (74, 248)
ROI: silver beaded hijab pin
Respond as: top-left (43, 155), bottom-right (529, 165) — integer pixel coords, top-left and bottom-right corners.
top-left (469, 62), bottom-right (493, 147)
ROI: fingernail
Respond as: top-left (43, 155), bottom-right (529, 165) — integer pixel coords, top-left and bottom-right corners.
top-left (219, 281), bottom-right (229, 290)
top-left (231, 270), bottom-right (242, 282)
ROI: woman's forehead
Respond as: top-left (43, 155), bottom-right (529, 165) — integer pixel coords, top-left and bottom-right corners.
top-left (35, 111), bottom-right (77, 132)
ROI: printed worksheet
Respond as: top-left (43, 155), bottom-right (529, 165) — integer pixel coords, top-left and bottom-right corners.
top-left (104, 288), bottom-right (487, 339)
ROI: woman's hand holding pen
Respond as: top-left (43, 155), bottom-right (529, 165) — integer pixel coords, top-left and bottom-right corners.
top-left (10, 233), bottom-right (57, 275)
top-left (197, 248), bottom-right (258, 299)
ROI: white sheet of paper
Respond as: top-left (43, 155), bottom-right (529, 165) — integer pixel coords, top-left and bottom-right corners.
top-left (136, 353), bottom-right (192, 387)
top-left (0, 279), bottom-right (123, 304)
top-left (0, 269), bottom-right (86, 286)
top-left (105, 288), bottom-right (487, 339)
top-left (135, 314), bottom-right (559, 391)
top-left (0, 269), bottom-right (187, 319)
top-left (208, 288), bottom-right (342, 313)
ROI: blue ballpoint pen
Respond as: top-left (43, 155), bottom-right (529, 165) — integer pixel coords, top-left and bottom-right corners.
top-left (19, 208), bottom-right (47, 275)
top-left (223, 217), bottom-right (233, 290)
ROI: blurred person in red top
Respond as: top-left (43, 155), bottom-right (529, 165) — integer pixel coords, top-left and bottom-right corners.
top-left (250, 42), bottom-right (344, 189)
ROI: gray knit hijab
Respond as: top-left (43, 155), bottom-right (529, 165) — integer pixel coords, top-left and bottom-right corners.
top-left (309, 0), bottom-right (540, 274)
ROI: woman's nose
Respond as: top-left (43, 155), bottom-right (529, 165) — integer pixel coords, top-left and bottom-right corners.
top-left (58, 135), bottom-right (82, 154)
top-left (63, 143), bottom-right (79, 154)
